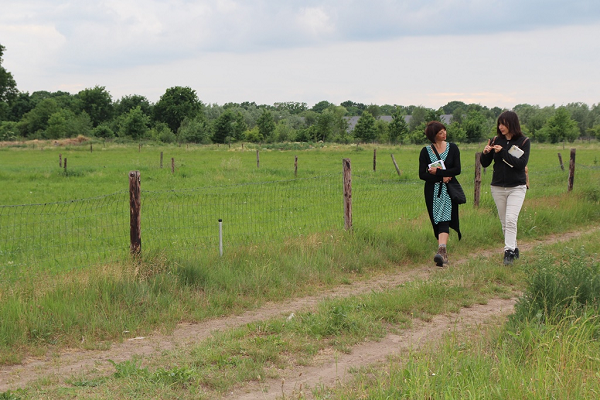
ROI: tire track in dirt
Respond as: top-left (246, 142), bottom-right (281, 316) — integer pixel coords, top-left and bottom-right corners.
top-left (0, 229), bottom-right (594, 394)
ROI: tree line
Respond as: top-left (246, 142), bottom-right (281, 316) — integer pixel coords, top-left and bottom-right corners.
top-left (1, 44), bottom-right (599, 145)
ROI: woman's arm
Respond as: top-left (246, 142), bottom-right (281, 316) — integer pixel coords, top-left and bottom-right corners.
top-left (419, 147), bottom-right (443, 183)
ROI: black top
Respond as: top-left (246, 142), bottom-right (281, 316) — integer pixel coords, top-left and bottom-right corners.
top-left (419, 142), bottom-right (462, 240)
top-left (480, 135), bottom-right (530, 187)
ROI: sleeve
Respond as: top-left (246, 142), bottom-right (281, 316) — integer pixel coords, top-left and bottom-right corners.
top-left (480, 138), bottom-right (495, 168)
top-left (419, 147), bottom-right (443, 183)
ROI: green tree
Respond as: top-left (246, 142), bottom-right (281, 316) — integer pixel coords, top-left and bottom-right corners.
top-left (256, 110), bottom-right (275, 142)
top-left (232, 111), bottom-right (248, 141)
top-left (154, 86), bottom-right (202, 134)
top-left (462, 110), bottom-right (487, 143)
top-left (446, 121), bottom-right (466, 142)
top-left (93, 124), bottom-right (115, 139)
top-left (77, 86), bottom-right (113, 127)
top-left (212, 109), bottom-right (236, 144)
top-left (178, 116), bottom-right (211, 144)
top-left (15, 98), bottom-right (60, 137)
top-left (514, 104), bottom-right (554, 142)
top-left (0, 44), bottom-right (18, 121)
top-left (311, 100), bottom-right (333, 113)
top-left (375, 119), bottom-right (389, 142)
top-left (114, 95), bottom-right (152, 118)
top-left (273, 102), bottom-right (308, 115)
top-left (565, 102), bottom-right (592, 136)
top-left (366, 104), bottom-right (381, 118)
top-left (353, 111), bottom-right (377, 142)
top-left (149, 122), bottom-right (176, 143)
top-left (388, 110), bottom-right (409, 144)
top-left (119, 106), bottom-right (149, 140)
top-left (540, 107), bottom-right (580, 143)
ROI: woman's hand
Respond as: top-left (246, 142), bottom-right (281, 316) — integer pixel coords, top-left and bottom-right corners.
top-left (483, 139), bottom-right (502, 154)
top-left (442, 176), bottom-right (452, 183)
top-left (428, 166), bottom-right (440, 175)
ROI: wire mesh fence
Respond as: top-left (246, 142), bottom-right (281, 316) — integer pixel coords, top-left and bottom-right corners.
top-left (1, 157), bottom-right (597, 275)
top-left (0, 173), bottom-right (426, 274)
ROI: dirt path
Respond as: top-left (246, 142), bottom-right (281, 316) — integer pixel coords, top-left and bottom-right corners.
top-left (0, 229), bottom-right (593, 396)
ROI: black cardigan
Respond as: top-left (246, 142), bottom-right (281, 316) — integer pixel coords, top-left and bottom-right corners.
top-left (419, 142), bottom-right (462, 240)
top-left (480, 135), bottom-right (530, 187)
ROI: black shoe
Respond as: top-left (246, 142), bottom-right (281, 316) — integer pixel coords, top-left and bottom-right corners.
top-left (504, 249), bottom-right (516, 265)
top-left (514, 248), bottom-right (520, 259)
top-left (434, 253), bottom-right (444, 267)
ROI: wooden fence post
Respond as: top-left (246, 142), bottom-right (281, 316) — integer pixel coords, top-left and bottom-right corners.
top-left (568, 148), bottom-right (576, 192)
top-left (294, 155), bottom-right (298, 177)
top-left (64, 158), bottom-right (67, 172)
top-left (160, 151), bottom-right (163, 168)
top-left (171, 158), bottom-right (175, 174)
top-left (373, 148), bottom-right (377, 172)
top-left (558, 153), bottom-right (565, 171)
top-left (129, 171), bottom-right (141, 255)
top-left (474, 152), bottom-right (482, 207)
top-left (256, 150), bottom-right (260, 168)
top-left (90, 143), bottom-right (93, 153)
top-left (59, 153), bottom-right (62, 167)
top-left (390, 154), bottom-right (401, 176)
top-left (343, 158), bottom-right (352, 231)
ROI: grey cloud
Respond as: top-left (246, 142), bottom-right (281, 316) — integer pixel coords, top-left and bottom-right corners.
top-left (4, 0), bottom-right (600, 71)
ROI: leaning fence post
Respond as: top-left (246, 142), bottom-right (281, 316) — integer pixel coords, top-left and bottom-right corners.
top-left (390, 154), bottom-right (401, 176)
top-left (129, 171), bottom-right (141, 255)
top-left (474, 152), bottom-right (482, 207)
top-left (568, 148), bottom-right (576, 192)
top-left (343, 158), bottom-right (352, 231)
top-left (558, 153), bottom-right (565, 171)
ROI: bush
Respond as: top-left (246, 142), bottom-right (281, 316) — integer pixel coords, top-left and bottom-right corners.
top-left (512, 247), bottom-right (600, 324)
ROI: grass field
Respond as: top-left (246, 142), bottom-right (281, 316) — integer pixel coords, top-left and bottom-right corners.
top-left (1, 139), bottom-right (600, 398)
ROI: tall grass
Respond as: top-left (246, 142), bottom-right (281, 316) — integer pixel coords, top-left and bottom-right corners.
top-left (0, 141), bottom-right (599, 367)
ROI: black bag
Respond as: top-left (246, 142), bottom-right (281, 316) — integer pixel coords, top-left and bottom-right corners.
top-left (446, 180), bottom-right (466, 204)
top-left (430, 144), bottom-right (466, 205)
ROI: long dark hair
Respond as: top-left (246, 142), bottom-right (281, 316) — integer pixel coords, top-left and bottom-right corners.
top-left (496, 111), bottom-right (523, 139)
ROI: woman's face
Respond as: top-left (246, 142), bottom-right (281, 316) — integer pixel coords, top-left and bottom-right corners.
top-left (435, 129), bottom-right (447, 142)
top-left (498, 123), bottom-right (509, 136)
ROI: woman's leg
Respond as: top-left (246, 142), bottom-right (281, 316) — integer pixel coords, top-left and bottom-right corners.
top-left (490, 185), bottom-right (508, 240)
top-left (503, 185), bottom-right (527, 250)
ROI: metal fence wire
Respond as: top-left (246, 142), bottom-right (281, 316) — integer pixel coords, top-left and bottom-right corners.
top-left (0, 174), bottom-right (425, 273)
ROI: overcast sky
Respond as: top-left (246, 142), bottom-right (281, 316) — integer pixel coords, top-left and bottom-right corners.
top-left (2, 0), bottom-right (600, 110)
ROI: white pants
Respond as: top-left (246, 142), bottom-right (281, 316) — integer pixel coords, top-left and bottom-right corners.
top-left (490, 185), bottom-right (527, 251)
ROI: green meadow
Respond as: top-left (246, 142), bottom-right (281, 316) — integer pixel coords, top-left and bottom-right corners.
top-left (1, 139), bottom-right (600, 398)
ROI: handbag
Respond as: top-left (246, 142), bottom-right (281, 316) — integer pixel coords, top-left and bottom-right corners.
top-left (430, 144), bottom-right (466, 204)
top-left (446, 179), bottom-right (466, 204)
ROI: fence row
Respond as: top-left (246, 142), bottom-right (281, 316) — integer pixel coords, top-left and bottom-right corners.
top-left (0, 150), bottom-right (585, 274)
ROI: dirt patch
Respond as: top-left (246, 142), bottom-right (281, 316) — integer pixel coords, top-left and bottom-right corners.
top-left (0, 228), bottom-right (595, 396)
top-left (0, 136), bottom-right (89, 148)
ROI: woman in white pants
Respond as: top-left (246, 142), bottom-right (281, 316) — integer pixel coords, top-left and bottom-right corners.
top-left (480, 111), bottom-right (530, 265)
